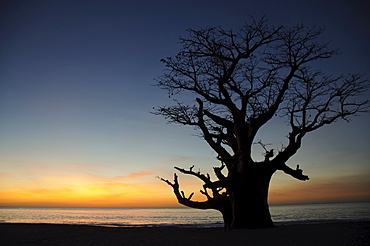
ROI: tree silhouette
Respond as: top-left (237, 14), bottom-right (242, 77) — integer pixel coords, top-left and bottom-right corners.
top-left (154, 16), bottom-right (369, 229)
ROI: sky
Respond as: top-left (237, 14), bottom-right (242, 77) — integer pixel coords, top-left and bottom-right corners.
top-left (0, 0), bottom-right (369, 208)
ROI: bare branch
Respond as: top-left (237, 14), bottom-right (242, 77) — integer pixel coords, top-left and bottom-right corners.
top-left (278, 164), bottom-right (309, 181)
top-left (158, 173), bottom-right (218, 209)
top-left (213, 162), bottom-right (227, 181)
top-left (174, 165), bottom-right (212, 185)
top-left (196, 98), bottom-right (234, 166)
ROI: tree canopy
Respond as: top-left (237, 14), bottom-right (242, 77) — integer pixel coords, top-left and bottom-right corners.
top-left (154, 16), bottom-right (369, 229)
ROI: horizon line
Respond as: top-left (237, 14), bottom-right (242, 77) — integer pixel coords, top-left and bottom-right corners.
top-left (1, 201), bottom-right (369, 209)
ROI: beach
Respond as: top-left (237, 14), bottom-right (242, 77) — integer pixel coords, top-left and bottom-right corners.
top-left (1, 221), bottom-right (369, 246)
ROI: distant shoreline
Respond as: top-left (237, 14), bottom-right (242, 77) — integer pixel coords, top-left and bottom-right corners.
top-left (2, 203), bottom-right (369, 227)
top-left (1, 201), bottom-right (370, 209)
top-left (1, 221), bottom-right (369, 246)
top-left (1, 218), bottom-right (370, 228)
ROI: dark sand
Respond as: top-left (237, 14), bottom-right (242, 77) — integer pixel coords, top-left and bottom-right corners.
top-left (1, 221), bottom-right (369, 246)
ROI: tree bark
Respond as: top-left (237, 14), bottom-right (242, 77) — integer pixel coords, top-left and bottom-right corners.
top-left (229, 164), bottom-right (274, 229)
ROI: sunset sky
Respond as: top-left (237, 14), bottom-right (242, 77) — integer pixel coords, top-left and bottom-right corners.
top-left (1, 0), bottom-right (369, 208)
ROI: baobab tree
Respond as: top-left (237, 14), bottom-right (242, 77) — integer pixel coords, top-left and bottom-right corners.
top-left (154, 16), bottom-right (369, 229)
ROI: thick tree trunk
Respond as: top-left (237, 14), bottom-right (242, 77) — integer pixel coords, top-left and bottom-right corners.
top-left (161, 163), bottom-right (277, 229)
top-left (229, 166), bottom-right (274, 229)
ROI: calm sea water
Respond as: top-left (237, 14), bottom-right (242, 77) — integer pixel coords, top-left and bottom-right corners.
top-left (1, 203), bottom-right (369, 227)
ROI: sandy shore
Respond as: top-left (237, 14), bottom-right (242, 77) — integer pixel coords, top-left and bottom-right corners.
top-left (1, 221), bottom-right (369, 246)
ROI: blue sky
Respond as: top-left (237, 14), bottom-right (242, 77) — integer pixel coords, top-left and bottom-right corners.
top-left (0, 0), bottom-right (369, 207)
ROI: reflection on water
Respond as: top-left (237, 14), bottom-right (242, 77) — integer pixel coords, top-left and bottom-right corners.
top-left (1, 203), bottom-right (369, 227)
top-left (272, 202), bottom-right (370, 224)
top-left (0, 207), bottom-right (223, 226)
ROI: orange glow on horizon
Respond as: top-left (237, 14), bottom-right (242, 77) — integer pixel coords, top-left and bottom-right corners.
top-left (0, 171), bottom-right (182, 208)
top-left (269, 174), bottom-right (370, 205)
top-left (1, 181), bottom-right (370, 208)
top-left (0, 182), bottom-right (181, 208)
top-left (1, 171), bottom-right (369, 208)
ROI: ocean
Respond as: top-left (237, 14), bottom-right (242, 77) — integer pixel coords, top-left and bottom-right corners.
top-left (1, 202), bottom-right (369, 227)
